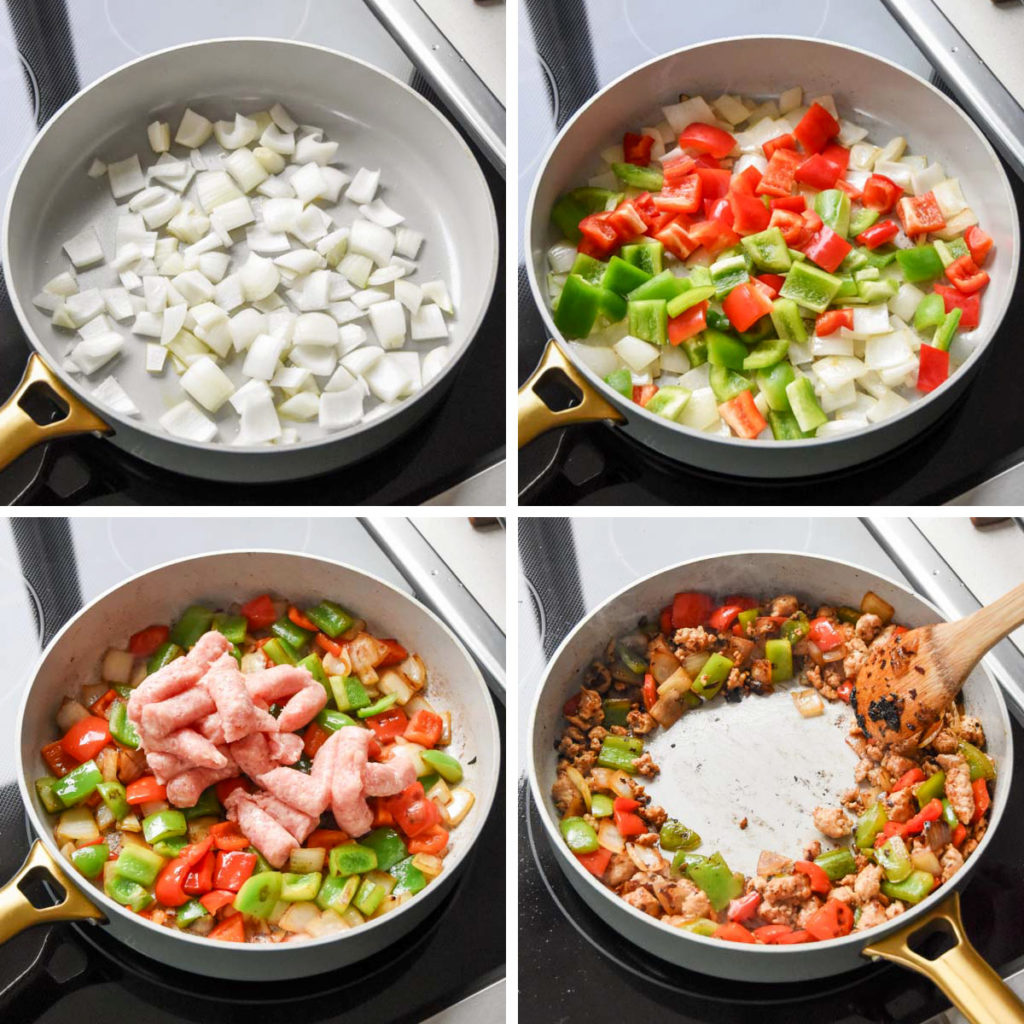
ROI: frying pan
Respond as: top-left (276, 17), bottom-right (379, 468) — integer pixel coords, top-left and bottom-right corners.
top-left (528, 551), bottom-right (1023, 1024)
top-left (0, 550), bottom-right (500, 980)
top-left (519, 37), bottom-right (1020, 479)
top-left (0, 38), bottom-right (498, 482)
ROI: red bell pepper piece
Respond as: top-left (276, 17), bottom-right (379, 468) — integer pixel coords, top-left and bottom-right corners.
top-left (945, 253), bottom-right (989, 295)
top-left (678, 122), bottom-right (736, 159)
top-left (917, 344), bottom-right (949, 394)
top-left (687, 218), bottom-right (740, 256)
top-left (857, 220), bottom-right (899, 249)
top-left (180, 836), bottom-right (214, 868)
top-left (902, 798), bottom-right (943, 837)
top-left (365, 706), bottom-right (409, 742)
top-left (184, 850), bottom-right (216, 895)
top-left (668, 301), bottom-right (707, 345)
top-left (128, 624), bottom-right (170, 657)
top-left (756, 273), bottom-right (785, 296)
top-left (815, 308), bottom-right (854, 336)
top-left (821, 143), bottom-right (850, 175)
top-left (404, 709), bottom-right (444, 748)
top-left (155, 857), bottom-right (192, 907)
top-left (213, 850), bottom-right (257, 892)
top-left (718, 389), bottom-right (767, 440)
top-left (577, 212), bottom-right (619, 257)
top-left (661, 153), bottom-right (697, 185)
top-left (89, 689), bottom-right (118, 716)
top-left (375, 638), bottom-right (409, 668)
top-left (306, 829), bottom-right (351, 849)
top-left (632, 383), bottom-right (659, 407)
top-left (836, 682), bottom-right (853, 704)
top-left (709, 604), bottom-right (744, 632)
top-left (753, 924), bottom-right (795, 944)
top-left (215, 776), bottom-right (253, 805)
top-left (794, 153), bottom-right (842, 191)
top-left (60, 716), bottom-right (111, 763)
top-left (794, 103), bottom-right (840, 154)
top-left (705, 196), bottom-right (734, 226)
top-left (606, 202), bottom-right (648, 239)
top-left (208, 821), bottom-right (251, 852)
top-left (806, 899), bottom-right (854, 941)
top-left (876, 821), bottom-right (906, 846)
top-left (892, 767), bottom-right (926, 792)
top-left (408, 824), bottom-right (450, 857)
top-left (964, 225), bottom-right (993, 266)
top-left (671, 592), bottom-right (713, 629)
top-left (771, 195), bottom-right (806, 212)
top-left (808, 617), bottom-right (844, 651)
top-left (762, 133), bottom-right (797, 159)
top-left (303, 720), bottom-right (331, 758)
top-left (835, 178), bottom-right (863, 202)
top-left (389, 781), bottom-right (442, 838)
top-left (722, 280), bottom-right (773, 332)
top-left (768, 208), bottom-right (805, 246)
top-left (125, 775), bottom-right (167, 805)
top-left (314, 632), bottom-right (343, 658)
top-left (199, 889), bottom-right (236, 914)
top-left (240, 594), bottom-right (278, 631)
top-left (795, 860), bottom-right (831, 895)
top-left (41, 740), bottom-right (78, 777)
top-left (727, 892), bottom-right (762, 922)
top-left (654, 173), bottom-right (703, 214)
top-left (776, 929), bottom-right (814, 944)
top-left (623, 131), bottom-right (654, 166)
top-left (713, 921), bottom-right (756, 943)
top-left (972, 778), bottom-right (990, 823)
top-left (729, 191), bottom-right (771, 235)
top-left (694, 166), bottom-right (732, 201)
top-left (208, 915), bottom-right (246, 942)
top-left (803, 225), bottom-right (852, 274)
top-left (932, 284), bottom-right (980, 330)
top-left (655, 219), bottom-right (698, 260)
top-left (287, 606), bottom-right (318, 631)
top-left (722, 595), bottom-right (758, 610)
top-left (731, 165), bottom-right (763, 197)
top-left (575, 847), bottom-right (612, 878)
top-left (659, 606), bottom-right (673, 635)
top-left (897, 192), bottom-right (946, 236)
top-left (862, 174), bottom-right (903, 213)
top-left (952, 823), bottom-right (967, 847)
top-left (612, 796), bottom-right (647, 837)
top-left (642, 673), bottom-right (657, 712)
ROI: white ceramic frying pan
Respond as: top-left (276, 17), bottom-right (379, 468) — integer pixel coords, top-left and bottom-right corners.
top-left (0, 38), bottom-right (498, 482)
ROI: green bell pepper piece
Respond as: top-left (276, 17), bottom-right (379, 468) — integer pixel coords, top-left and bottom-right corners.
top-left (142, 809), bottom-right (187, 845)
top-left (281, 871), bottom-right (323, 902)
top-left (108, 700), bottom-right (139, 749)
top-left (693, 652), bottom-right (733, 700)
top-left (54, 760), bottom-right (103, 807)
top-left (329, 843), bottom-right (378, 876)
top-left (245, 846), bottom-right (274, 876)
top-left (709, 365), bottom-right (754, 403)
top-left (742, 337), bottom-right (789, 371)
top-left (621, 240), bottom-right (663, 276)
top-left (862, 246), bottom-right (897, 269)
top-left (358, 693), bottom-right (399, 719)
top-left (169, 605), bottom-right (214, 649)
top-left (35, 776), bottom-right (63, 813)
top-left (645, 386), bottom-right (691, 421)
top-left (835, 275), bottom-right (859, 299)
top-left (914, 771), bottom-right (946, 809)
top-left (933, 237), bottom-right (969, 268)
top-left (941, 799), bottom-right (959, 827)
top-left (105, 873), bottom-right (153, 912)
top-left (769, 297), bottom-right (808, 344)
top-left (421, 750), bottom-right (463, 785)
top-left (361, 827), bottom-right (409, 871)
top-left (840, 247), bottom-right (870, 274)
top-left (741, 227), bottom-right (791, 273)
top-left (709, 254), bottom-right (749, 297)
top-left (659, 819), bottom-right (701, 852)
top-left (895, 245), bottom-right (943, 283)
top-left (560, 816), bottom-right (599, 854)
top-left (780, 261), bottom-right (843, 313)
top-left (330, 674), bottom-right (370, 712)
top-left (115, 845), bottom-right (165, 887)
top-left (959, 741), bottom-right (996, 781)
top-left (302, 599), bottom-right (354, 639)
top-left (881, 869), bottom-right (935, 905)
top-left (666, 285), bottom-right (716, 318)
top-left (97, 780), bottom-right (132, 820)
top-left (814, 189), bottom-right (851, 238)
top-left (785, 377), bottom-right (828, 434)
top-left (602, 255), bottom-right (651, 296)
top-left (855, 801), bottom-right (888, 849)
top-left (233, 871), bottom-right (283, 917)
top-left (628, 270), bottom-right (688, 303)
top-left (836, 606), bottom-right (861, 625)
top-left (603, 697), bottom-right (631, 727)
top-left (554, 274), bottom-right (601, 339)
top-left (354, 876), bottom-right (388, 917)
top-left (671, 851), bottom-right (708, 876)
top-left (914, 293), bottom-right (946, 332)
top-left (611, 161), bottom-right (663, 192)
top-left (616, 639), bottom-right (647, 675)
top-left (856, 279), bottom-right (898, 304)
top-left (768, 409), bottom-right (811, 441)
top-left (706, 329), bottom-right (748, 371)
top-left (599, 287), bottom-right (628, 323)
top-left (815, 846), bottom-right (857, 881)
top-left (391, 856), bottom-right (427, 896)
top-left (262, 637), bottom-right (298, 666)
top-left (738, 316), bottom-right (773, 345)
top-left (682, 918), bottom-right (719, 937)
top-left (113, 684), bottom-right (133, 698)
top-left (686, 851), bottom-right (744, 912)
top-left (271, 616), bottom-right (312, 652)
top-left (933, 307), bottom-right (961, 352)
top-left (680, 336), bottom-right (708, 369)
top-left (781, 614), bottom-right (809, 643)
top-left (737, 607), bottom-right (761, 631)
top-left (147, 641), bottom-right (183, 674)
top-left (628, 299), bottom-right (668, 345)
top-left (757, 361), bottom-right (796, 412)
top-left (71, 842), bottom-right (109, 879)
top-left (153, 835), bottom-right (189, 858)
top-left (571, 252), bottom-right (609, 286)
top-left (877, 835), bottom-right (912, 883)
top-left (604, 367), bottom-right (632, 399)
top-left (705, 308), bottom-right (731, 331)
top-left (316, 873), bottom-right (359, 913)
top-left (211, 613), bottom-right (248, 645)
top-left (849, 207), bottom-right (880, 236)
top-left (551, 186), bottom-right (621, 241)
top-left (765, 638), bottom-right (793, 681)
top-left (597, 737), bottom-right (641, 774)
top-left (297, 652), bottom-right (329, 693)
top-left (176, 897), bottom-right (209, 929)
top-left (591, 793), bottom-right (614, 818)
top-left (317, 707), bottom-right (360, 732)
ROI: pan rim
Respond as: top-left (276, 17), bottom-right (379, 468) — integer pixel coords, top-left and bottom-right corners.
top-left (2, 36), bottom-right (499, 455)
top-left (14, 546), bottom-right (501, 954)
top-left (526, 547), bottom-right (1013, 957)
top-left (524, 33), bottom-right (1020, 454)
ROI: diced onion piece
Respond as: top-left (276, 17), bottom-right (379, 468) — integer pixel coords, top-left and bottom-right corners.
top-left (269, 101), bottom-right (298, 132)
top-left (866, 388), bottom-right (909, 423)
top-left (346, 167), bottom-right (380, 205)
top-left (56, 807), bottom-right (100, 845)
top-left (33, 290), bottom-right (61, 313)
top-left (181, 355), bottom-right (234, 412)
top-left (101, 287), bottom-right (133, 322)
top-left (175, 108), bottom-right (213, 147)
top-left (393, 279), bottom-right (422, 314)
top-left (861, 590), bottom-right (895, 624)
top-left (246, 224), bottom-right (290, 253)
top-left (234, 389), bottom-right (281, 445)
top-left (318, 166), bottom-right (349, 203)
top-left (92, 376), bottom-right (139, 417)
top-left (260, 123), bottom-right (295, 155)
top-left (911, 162), bottom-right (945, 197)
top-left (363, 352), bottom-right (414, 402)
top-left (278, 391), bottom-right (319, 421)
top-left (614, 334), bottom-right (658, 373)
top-left (196, 171), bottom-right (243, 213)
top-left (263, 197), bottom-right (303, 234)
top-left (294, 132), bottom-right (338, 166)
top-left (271, 366), bottom-right (312, 391)
top-left (409, 304), bottom-right (447, 342)
top-left (290, 206), bottom-right (331, 245)
top-left (210, 196), bottom-right (255, 241)
top-left (69, 332), bottom-right (124, 375)
top-left (317, 228), bottom-right (350, 267)
top-left (349, 219), bottom-right (395, 267)
top-left (341, 345), bottom-right (384, 377)
top-left (324, 365), bottom-right (358, 392)
top-left (198, 251), bottom-right (230, 283)
top-left (141, 194), bottom-right (181, 230)
top-left (932, 178), bottom-right (967, 219)
top-left (443, 786), bottom-right (475, 827)
top-left (87, 158), bottom-right (107, 178)
top-left (257, 175), bottom-right (295, 199)
top-left (274, 246), bottom-right (323, 277)
top-left (145, 342), bottom-right (167, 373)
top-left (224, 148), bottom-right (269, 193)
top-left (240, 253), bottom-right (281, 302)
top-left (865, 331), bottom-right (914, 371)
top-left (242, 332), bottom-right (287, 379)
top-left (63, 226), bottom-right (104, 268)
top-left (792, 689), bottom-right (824, 718)
top-left (230, 378), bottom-right (272, 413)
top-left (395, 227), bottom-right (424, 259)
top-left (291, 162), bottom-right (328, 205)
top-left (422, 346), bottom-right (449, 385)
top-left (338, 253), bottom-right (373, 289)
top-left (108, 155), bottom-right (145, 198)
top-left (278, 901), bottom-right (321, 935)
top-left (289, 847), bottom-right (326, 874)
top-left (253, 147), bottom-right (286, 174)
top-left (318, 386), bottom-right (363, 430)
top-left (214, 273), bottom-right (245, 313)
top-left (44, 271), bottom-right (79, 296)
top-left (421, 280), bottom-right (453, 314)
top-left (147, 120), bottom-right (171, 153)
top-left (359, 199), bottom-right (404, 228)
top-left (353, 288), bottom-right (389, 310)
top-left (213, 112), bottom-right (259, 150)
top-left (293, 311), bottom-right (339, 346)
top-left (288, 344), bottom-right (337, 377)
top-left (338, 323), bottom-right (368, 355)
top-left (367, 299), bottom-right (406, 350)
top-left (167, 202), bottom-right (211, 245)
top-left (160, 399), bottom-right (217, 442)
top-left (172, 270), bottom-right (215, 306)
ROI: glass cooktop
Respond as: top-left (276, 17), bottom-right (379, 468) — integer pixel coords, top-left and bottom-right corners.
top-left (0, 0), bottom-right (504, 505)
top-left (518, 0), bottom-right (1024, 505)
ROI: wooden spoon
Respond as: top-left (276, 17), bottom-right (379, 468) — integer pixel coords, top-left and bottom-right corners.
top-left (852, 581), bottom-right (1024, 748)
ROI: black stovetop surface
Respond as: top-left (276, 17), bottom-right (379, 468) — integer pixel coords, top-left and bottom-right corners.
top-left (0, 517), bottom-right (505, 1023)
top-left (0, 0), bottom-right (504, 505)
top-left (517, 0), bottom-right (1024, 505)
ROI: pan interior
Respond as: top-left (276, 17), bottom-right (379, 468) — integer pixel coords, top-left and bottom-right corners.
top-left (6, 40), bottom-right (497, 444)
top-left (643, 687), bottom-right (858, 875)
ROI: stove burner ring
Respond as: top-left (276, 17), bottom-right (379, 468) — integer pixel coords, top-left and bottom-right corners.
top-left (0, 47), bottom-right (39, 178)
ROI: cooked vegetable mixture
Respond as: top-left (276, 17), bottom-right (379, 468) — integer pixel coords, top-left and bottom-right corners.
top-left (547, 88), bottom-right (994, 441)
top-left (552, 589), bottom-right (995, 944)
top-left (38, 594), bottom-right (473, 943)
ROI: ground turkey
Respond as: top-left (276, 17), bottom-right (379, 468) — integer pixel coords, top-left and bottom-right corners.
top-left (940, 846), bottom-right (965, 883)
top-left (882, 787), bottom-right (917, 824)
top-left (551, 772), bottom-right (585, 818)
top-left (622, 887), bottom-right (660, 917)
top-left (813, 805), bottom-right (852, 838)
top-left (651, 876), bottom-right (715, 920)
top-left (855, 613), bottom-right (883, 644)
top-left (604, 852), bottom-right (637, 889)
top-left (856, 901), bottom-right (888, 931)
top-left (769, 594), bottom-right (800, 617)
top-left (937, 753), bottom-right (975, 824)
top-left (854, 863), bottom-right (883, 904)
top-left (758, 873), bottom-right (814, 926)
top-left (673, 627), bottom-right (717, 654)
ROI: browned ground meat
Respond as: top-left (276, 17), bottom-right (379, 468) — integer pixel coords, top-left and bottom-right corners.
top-left (882, 751), bottom-right (917, 779)
top-left (622, 887), bottom-right (660, 916)
top-left (940, 846), bottom-right (965, 882)
top-left (882, 787), bottom-right (917, 824)
top-left (958, 715), bottom-right (985, 748)
top-left (551, 771), bottom-right (585, 818)
top-left (652, 876), bottom-right (714, 919)
top-left (813, 806), bottom-right (852, 838)
top-left (626, 709), bottom-right (656, 735)
top-left (639, 803), bottom-right (668, 828)
top-left (567, 687), bottom-right (604, 730)
top-left (604, 852), bottom-right (636, 888)
top-left (583, 661), bottom-right (612, 693)
top-left (672, 626), bottom-right (717, 654)
top-left (855, 613), bottom-right (883, 643)
top-left (632, 752), bottom-right (659, 778)
top-left (769, 594), bottom-right (799, 617)
top-left (937, 753), bottom-right (975, 824)
top-left (854, 864), bottom-right (883, 903)
top-left (929, 729), bottom-right (960, 754)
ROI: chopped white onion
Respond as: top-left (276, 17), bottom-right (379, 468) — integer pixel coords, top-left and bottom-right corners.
top-left (359, 199), bottom-right (404, 228)
top-left (264, 197), bottom-right (303, 233)
top-left (175, 108), bottom-right (213, 148)
top-left (69, 332), bottom-right (124, 375)
top-left (240, 253), bottom-right (280, 302)
top-left (293, 311), bottom-right (338, 346)
top-left (196, 171), bottom-right (243, 213)
top-left (64, 289), bottom-right (106, 326)
top-left (294, 133), bottom-right (338, 166)
top-left (213, 113), bottom-right (259, 150)
top-left (421, 280), bottom-right (453, 314)
top-left (102, 287), bottom-right (134, 321)
top-left (147, 121), bottom-right (170, 153)
top-left (108, 155), bottom-right (145, 199)
top-left (317, 228), bottom-right (350, 267)
top-left (346, 167), bottom-right (380, 205)
top-left (422, 346), bottom-right (449, 384)
top-left (224, 148), bottom-right (269, 193)
top-left (395, 227), bottom-right (424, 259)
top-left (181, 355), bottom-right (234, 412)
top-left (368, 300), bottom-right (406, 350)
top-left (341, 345), bottom-right (384, 377)
top-left (87, 158), bottom-right (107, 178)
top-left (289, 344), bottom-right (338, 377)
top-left (242, 332), bottom-right (287, 379)
top-left (338, 323), bottom-right (368, 355)
top-left (145, 342), bottom-right (167, 373)
top-left (318, 385), bottom-right (363, 429)
top-left (269, 102), bottom-right (298, 133)
top-left (63, 226), bottom-right (104, 268)
top-left (44, 270), bottom-right (79, 296)
top-left (410, 304), bottom-right (448, 341)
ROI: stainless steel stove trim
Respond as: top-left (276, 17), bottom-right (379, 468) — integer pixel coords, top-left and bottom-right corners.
top-left (881, 0), bottom-right (1024, 180)
top-left (862, 517), bottom-right (1024, 725)
top-left (945, 461), bottom-right (1024, 504)
top-left (358, 517), bottom-right (506, 699)
top-left (362, 0), bottom-right (506, 174)
top-left (422, 460), bottom-right (506, 506)
top-left (419, 978), bottom-right (506, 1024)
